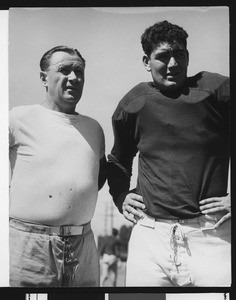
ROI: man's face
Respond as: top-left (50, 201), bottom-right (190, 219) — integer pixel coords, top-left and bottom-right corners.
top-left (143, 41), bottom-right (189, 91)
top-left (42, 51), bottom-right (85, 113)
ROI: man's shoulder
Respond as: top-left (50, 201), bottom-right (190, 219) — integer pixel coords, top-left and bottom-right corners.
top-left (189, 71), bottom-right (229, 91)
top-left (79, 114), bottom-right (104, 132)
top-left (114, 82), bottom-right (153, 114)
top-left (9, 104), bottom-right (40, 119)
top-left (121, 82), bottom-right (153, 103)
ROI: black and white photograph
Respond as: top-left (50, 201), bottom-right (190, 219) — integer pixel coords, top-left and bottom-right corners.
top-left (0, 6), bottom-right (231, 290)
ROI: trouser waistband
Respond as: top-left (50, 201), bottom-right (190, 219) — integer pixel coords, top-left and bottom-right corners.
top-left (137, 212), bottom-right (219, 230)
top-left (9, 217), bottom-right (91, 236)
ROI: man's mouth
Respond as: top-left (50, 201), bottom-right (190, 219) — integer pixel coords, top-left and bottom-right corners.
top-left (166, 73), bottom-right (179, 81)
top-left (66, 85), bottom-right (78, 91)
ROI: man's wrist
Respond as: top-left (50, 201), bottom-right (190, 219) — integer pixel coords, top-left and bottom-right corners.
top-left (114, 191), bottom-right (130, 213)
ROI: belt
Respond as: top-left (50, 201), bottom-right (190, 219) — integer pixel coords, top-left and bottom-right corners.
top-left (49, 223), bottom-right (91, 236)
top-left (138, 212), bottom-right (219, 230)
top-left (136, 209), bottom-right (201, 225)
top-left (9, 217), bottom-right (91, 236)
top-left (155, 218), bottom-right (199, 225)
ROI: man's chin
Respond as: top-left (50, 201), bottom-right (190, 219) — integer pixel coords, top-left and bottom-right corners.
top-left (162, 81), bottom-right (178, 90)
top-left (165, 78), bottom-right (186, 90)
top-left (64, 96), bottom-right (80, 104)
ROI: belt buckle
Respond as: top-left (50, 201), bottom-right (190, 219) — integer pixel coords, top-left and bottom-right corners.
top-left (178, 219), bottom-right (186, 224)
top-left (60, 225), bottom-right (72, 236)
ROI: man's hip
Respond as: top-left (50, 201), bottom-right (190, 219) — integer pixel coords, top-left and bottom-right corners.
top-left (9, 218), bottom-right (99, 287)
top-left (126, 212), bottom-right (231, 286)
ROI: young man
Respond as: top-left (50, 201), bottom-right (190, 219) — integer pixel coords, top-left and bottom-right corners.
top-left (9, 46), bottom-right (107, 287)
top-left (107, 21), bottom-right (230, 286)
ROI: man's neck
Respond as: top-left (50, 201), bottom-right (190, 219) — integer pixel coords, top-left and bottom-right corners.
top-left (41, 98), bottom-right (78, 115)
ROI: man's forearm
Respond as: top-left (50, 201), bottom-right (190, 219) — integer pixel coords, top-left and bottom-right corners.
top-left (107, 155), bottom-right (131, 213)
top-left (98, 155), bottom-right (107, 190)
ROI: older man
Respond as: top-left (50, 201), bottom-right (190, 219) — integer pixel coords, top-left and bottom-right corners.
top-left (9, 46), bottom-right (107, 287)
top-left (108, 21), bottom-right (230, 286)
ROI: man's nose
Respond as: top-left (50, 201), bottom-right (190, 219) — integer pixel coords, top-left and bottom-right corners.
top-left (68, 71), bottom-right (78, 81)
top-left (168, 56), bottom-right (178, 68)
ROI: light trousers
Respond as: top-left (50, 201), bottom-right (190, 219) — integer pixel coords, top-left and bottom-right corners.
top-left (10, 218), bottom-right (99, 287)
top-left (126, 213), bottom-right (231, 286)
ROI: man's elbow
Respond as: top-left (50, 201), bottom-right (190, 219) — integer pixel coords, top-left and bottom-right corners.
top-left (98, 156), bottom-right (108, 190)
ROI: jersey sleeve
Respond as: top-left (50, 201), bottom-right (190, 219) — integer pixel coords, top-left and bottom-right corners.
top-left (203, 72), bottom-right (230, 133)
top-left (216, 76), bottom-right (230, 103)
top-left (216, 76), bottom-right (230, 134)
top-left (100, 125), bottom-right (106, 159)
top-left (107, 102), bottom-right (138, 212)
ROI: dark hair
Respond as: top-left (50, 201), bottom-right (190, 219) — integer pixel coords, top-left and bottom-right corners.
top-left (141, 20), bottom-right (188, 57)
top-left (40, 45), bottom-right (86, 71)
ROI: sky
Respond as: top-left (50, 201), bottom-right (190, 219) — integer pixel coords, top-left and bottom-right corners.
top-left (0, 6), bottom-right (229, 286)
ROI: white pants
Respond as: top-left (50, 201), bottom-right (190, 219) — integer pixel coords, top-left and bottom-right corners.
top-left (126, 213), bottom-right (231, 287)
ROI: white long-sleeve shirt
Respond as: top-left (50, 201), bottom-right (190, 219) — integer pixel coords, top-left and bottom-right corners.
top-left (9, 104), bottom-right (105, 226)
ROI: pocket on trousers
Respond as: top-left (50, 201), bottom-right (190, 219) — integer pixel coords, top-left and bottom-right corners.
top-left (199, 215), bottom-right (231, 242)
top-left (10, 227), bottom-right (57, 286)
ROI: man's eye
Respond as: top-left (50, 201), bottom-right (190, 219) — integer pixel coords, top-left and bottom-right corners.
top-left (74, 69), bottom-right (83, 75)
top-left (157, 53), bottom-right (170, 60)
top-left (59, 68), bottom-right (70, 75)
top-left (175, 52), bottom-right (186, 59)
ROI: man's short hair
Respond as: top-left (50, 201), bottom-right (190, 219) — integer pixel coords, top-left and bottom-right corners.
top-left (141, 20), bottom-right (188, 57)
top-left (40, 45), bottom-right (86, 71)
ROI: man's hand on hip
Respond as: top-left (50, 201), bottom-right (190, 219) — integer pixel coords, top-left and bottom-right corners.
top-left (122, 193), bottom-right (146, 224)
top-left (199, 194), bottom-right (231, 228)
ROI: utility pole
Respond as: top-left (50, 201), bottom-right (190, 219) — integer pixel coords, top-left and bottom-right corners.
top-left (110, 201), bottom-right (114, 231)
top-left (104, 199), bottom-right (115, 235)
top-left (104, 201), bottom-right (108, 235)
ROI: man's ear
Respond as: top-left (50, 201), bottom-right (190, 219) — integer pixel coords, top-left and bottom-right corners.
top-left (40, 71), bottom-right (48, 87)
top-left (186, 50), bottom-right (189, 66)
top-left (143, 55), bottom-right (151, 72)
